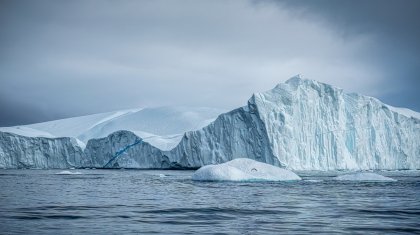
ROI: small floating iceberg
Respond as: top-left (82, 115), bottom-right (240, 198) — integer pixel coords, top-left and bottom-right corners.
top-left (192, 158), bottom-right (301, 182)
top-left (334, 172), bottom-right (396, 182)
top-left (55, 170), bottom-right (82, 175)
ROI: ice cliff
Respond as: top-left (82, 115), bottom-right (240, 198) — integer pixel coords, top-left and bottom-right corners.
top-left (0, 132), bottom-right (84, 169)
top-left (258, 77), bottom-right (420, 170)
top-left (169, 77), bottom-right (419, 170)
top-left (83, 131), bottom-right (181, 169)
top-left (1, 76), bottom-right (419, 170)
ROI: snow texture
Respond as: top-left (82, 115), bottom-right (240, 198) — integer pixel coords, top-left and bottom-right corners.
top-left (334, 172), bottom-right (396, 181)
top-left (192, 158), bottom-right (301, 181)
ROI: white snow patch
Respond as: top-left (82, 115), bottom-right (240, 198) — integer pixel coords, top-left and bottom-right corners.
top-left (192, 158), bottom-right (301, 181)
top-left (0, 126), bottom-right (55, 138)
top-left (132, 130), bottom-right (183, 151)
top-left (69, 138), bottom-right (86, 150)
top-left (55, 171), bottom-right (82, 175)
top-left (334, 172), bottom-right (396, 181)
top-left (386, 105), bottom-right (420, 119)
top-left (87, 109), bottom-right (142, 129)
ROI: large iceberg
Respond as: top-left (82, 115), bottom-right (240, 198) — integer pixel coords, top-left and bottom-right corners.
top-left (192, 158), bottom-right (301, 181)
top-left (0, 76), bottom-right (419, 170)
top-left (170, 76), bottom-right (420, 170)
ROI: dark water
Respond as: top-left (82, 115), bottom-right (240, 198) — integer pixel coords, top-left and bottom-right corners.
top-left (0, 169), bottom-right (419, 234)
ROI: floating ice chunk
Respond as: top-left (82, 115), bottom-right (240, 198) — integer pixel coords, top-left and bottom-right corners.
top-left (159, 174), bottom-right (166, 178)
top-left (334, 172), bottom-right (396, 181)
top-left (192, 158), bottom-right (301, 181)
top-left (55, 171), bottom-right (82, 175)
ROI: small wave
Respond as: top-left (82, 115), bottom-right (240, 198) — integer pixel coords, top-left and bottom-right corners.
top-left (305, 179), bottom-right (323, 182)
top-left (55, 171), bottom-right (82, 175)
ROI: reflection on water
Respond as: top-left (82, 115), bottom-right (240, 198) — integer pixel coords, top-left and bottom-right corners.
top-left (0, 169), bottom-right (419, 234)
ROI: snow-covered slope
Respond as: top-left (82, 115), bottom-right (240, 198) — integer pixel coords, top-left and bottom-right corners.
top-left (0, 126), bottom-right (55, 138)
top-left (0, 106), bottom-right (223, 151)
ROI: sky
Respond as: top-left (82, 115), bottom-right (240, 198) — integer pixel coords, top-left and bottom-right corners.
top-left (0, 0), bottom-right (419, 126)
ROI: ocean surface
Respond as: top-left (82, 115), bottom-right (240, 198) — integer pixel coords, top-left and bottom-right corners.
top-left (0, 169), bottom-right (419, 234)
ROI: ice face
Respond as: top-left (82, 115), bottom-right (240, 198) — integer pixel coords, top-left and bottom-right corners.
top-left (171, 76), bottom-right (419, 170)
top-left (334, 172), bottom-right (396, 181)
top-left (0, 132), bottom-right (84, 169)
top-left (191, 158), bottom-right (301, 181)
top-left (83, 131), bottom-right (173, 169)
top-left (250, 77), bottom-right (420, 170)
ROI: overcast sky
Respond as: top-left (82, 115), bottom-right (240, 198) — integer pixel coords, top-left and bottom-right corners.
top-left (1, 0), bottom-right (419, 126)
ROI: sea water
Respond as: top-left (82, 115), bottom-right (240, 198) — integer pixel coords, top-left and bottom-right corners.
top-left (0, 169), bottom-right (419, 234)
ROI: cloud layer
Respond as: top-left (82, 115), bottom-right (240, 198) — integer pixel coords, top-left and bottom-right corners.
top-left (0, 0), bottom-right (419, 126)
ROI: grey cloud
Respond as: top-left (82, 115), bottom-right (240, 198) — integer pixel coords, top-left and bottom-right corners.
top-left (273, 0), bottom-right (420, 106)
top-left (0, 0), bottom-right (419, 126)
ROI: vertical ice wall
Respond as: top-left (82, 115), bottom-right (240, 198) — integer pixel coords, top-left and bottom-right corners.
top-left (0, 132), bottom-right (84, 169)
top-left (251, 77), bottom-right (420, 170)
top-left (169, 107), bottom-right (282, 168)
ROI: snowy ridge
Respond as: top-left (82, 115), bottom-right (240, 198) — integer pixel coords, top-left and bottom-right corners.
top-left (0, 106), bottom-right (224, 151)
top-left (0, 126), bottom-right (55, 138)
top-left (386, 105), bottom-right (420, 120)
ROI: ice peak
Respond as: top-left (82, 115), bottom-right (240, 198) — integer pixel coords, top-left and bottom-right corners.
top-left (285, 74), bottom-right (304, 83)
top-left (271, 75), bottom-right (323, 93)
top-left (285, 75), bottom-right (324, 87)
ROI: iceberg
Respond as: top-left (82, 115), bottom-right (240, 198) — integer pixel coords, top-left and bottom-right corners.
top-left (171, 76), bottom-right (420, 170)
top-left (83, 131), bottom-right (176, 169)
top-left (192, 158), bottom-right (301, 181)
top-left (0, 76), bottom-right (419, 170)
top-left (334, 172), bottom-right (396, 181)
